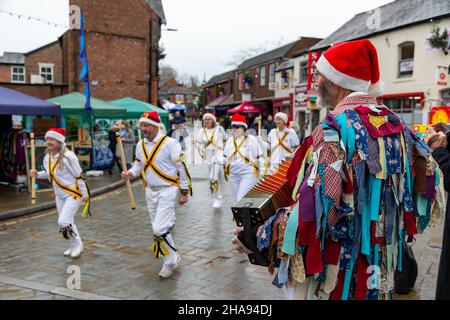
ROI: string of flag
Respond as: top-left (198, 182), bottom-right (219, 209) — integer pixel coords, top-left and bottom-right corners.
top-left (0, 9), bottom-right (153, 46)
top-left (0, 9), bottom-right (68, 28)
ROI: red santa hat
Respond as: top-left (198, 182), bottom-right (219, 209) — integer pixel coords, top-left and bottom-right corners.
top-left (274, 112), bottom-right (288, 124)
top-left (45, 128), bottom-right (66, 144)
top-left (203, 113), bottom-right (217, 123)
top-left (139, 111), bottom-right (161, 127)
top-left (231, 114), bottom-right (247, 129)
top-left (316, 39), bottom-right (383, 94)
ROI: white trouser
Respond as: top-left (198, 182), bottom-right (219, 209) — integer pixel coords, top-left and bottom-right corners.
top-left (207, 163), bottom-right (222, 201)
top-left (55, 195), bottom-right (82, 250)
top-left (229, 173), bottom-right (257, 203)
top-left (145, 186), bottom-right (179, 267)
top-left (283, 276), bottom-right (334, 300)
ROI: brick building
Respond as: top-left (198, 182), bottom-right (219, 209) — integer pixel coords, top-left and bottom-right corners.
top-left (159, 78), bottom-right (200, 109)
top-left (203, 37), bottom-right (322, 118)
top-left (0, 0), bottom-right (165, 104)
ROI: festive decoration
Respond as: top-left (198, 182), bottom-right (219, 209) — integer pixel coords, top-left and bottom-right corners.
top-left (79, 13), bottom-right (92, 113)
top-left (244, 72), bottom-right (252, 88)
top-left (217, 85), bottom-right (225, 96)
top-left (281, 70), bottom-right (289, 82)
top-left (428, 26), bottom-right (449, 55)
top-left (0, 10), bottom-right (148, 45)
top-left (0, 9), bottom-right (68, 28)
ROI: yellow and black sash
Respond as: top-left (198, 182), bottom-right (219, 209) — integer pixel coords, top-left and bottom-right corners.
top-left (140, 137), bottom-right (193, 196)
top-left (48, 156), bottom-right (92, 218)
top-left (225, 136), bottom-right (259, 177)
top-left (140, 136), bottom-right (179, 188)
top-left (271, 131), bottom-right (292, 154)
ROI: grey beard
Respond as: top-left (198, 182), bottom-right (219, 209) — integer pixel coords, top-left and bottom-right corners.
top-left (317, 95), bottom-right (333, 109)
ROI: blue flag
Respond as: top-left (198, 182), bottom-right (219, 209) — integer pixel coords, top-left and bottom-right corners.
top-left (79, 13), bottom-right (92, 113)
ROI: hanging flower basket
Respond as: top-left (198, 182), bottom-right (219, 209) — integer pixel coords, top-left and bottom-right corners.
top-left (281, 70), bottom-right (289, 82)
top-left (217, 86), bottom-right (225, 96)
top-left (244, 73), bottom-right (252, 88)
top-left (428, 26), bottom-right (449, 55)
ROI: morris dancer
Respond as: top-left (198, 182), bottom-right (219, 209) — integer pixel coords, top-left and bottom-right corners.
top-left (267, 112), bottom-right (300, 174)
top-left (223, 114), bottom-right (264, 203)
top-left (122, 111), bottom-right (192, 279)
top-left (194, 113), bottom-right (227, 208)
top-left (233, 39), bottom-right (444, 300)
top-left (30, 128), bottom-right (91, 259)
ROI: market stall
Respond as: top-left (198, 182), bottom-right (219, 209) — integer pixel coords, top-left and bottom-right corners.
top-left (0, 86), bottom-right (61, 191)
top-left (110, 97), bottom-right (170, 131)
top-left (47, 92), bottom-right (127, 170)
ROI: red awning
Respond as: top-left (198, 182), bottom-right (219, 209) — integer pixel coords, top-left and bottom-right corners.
top-left (205, 95), bottom-right (230, 110)
top-left (227, 101), bottom-right (264, 114)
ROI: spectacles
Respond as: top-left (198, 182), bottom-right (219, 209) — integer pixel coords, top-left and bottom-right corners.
top-left (312, 71), bottom-right (321, 84)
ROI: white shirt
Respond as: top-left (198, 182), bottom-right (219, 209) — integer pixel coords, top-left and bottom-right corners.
top-left (195, 126), bottom-right (227, 164)
top-left (37, 150), bottom-right (87, 199)
top-left (268, 128), bottom-right (300, 166)
top-left (129, 131), bottom-right (189, 189)
top-left (224, 134), bottom-right (265, 176)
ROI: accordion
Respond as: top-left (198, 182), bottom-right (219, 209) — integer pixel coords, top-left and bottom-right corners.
top-left (231, 158), bottom-right (293, 267)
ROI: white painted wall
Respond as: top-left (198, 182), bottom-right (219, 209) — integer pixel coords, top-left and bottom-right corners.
top-left (369, 17), bottom-right (450, 123)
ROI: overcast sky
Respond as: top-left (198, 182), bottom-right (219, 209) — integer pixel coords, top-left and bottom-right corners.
top-left (0, 0), bottom-right (393, 81)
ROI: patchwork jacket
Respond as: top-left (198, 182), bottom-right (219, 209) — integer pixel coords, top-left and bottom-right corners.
top-left (256, 93), bottom-right (445, 300)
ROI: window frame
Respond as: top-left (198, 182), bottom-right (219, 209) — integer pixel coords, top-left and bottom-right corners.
top-left (260, 65), bottom-right (267, 87)
top-left (269, 63), bottom-right (276, 84)
top-left (299, 61), bottom-right (308, 83)
top-left (39, 63), bottom-right (54, 83)
top-left (11, 65), bottom-right (26, 83)
top-left (398, 42), bottom-right (415, 78)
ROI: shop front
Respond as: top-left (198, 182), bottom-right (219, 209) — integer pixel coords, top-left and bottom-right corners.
top-left (272, 95), bottom-right (293, 120)
top-left (378, 92), bottom-right (425, 128)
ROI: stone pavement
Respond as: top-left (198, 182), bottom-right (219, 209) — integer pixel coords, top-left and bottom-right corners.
top-left (0, 163), bottom-right (444, 300)
top-left (0, 164), bottom-right (284, 300)
top-left (0, 173), bottom-right (126, 220)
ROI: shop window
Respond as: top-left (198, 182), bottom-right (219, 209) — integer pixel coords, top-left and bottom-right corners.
top-left (383, 95), bottom-right (422, 128)
top-left (11, 66), bottom-right (25, 83)
top-left (398, 42), bottom-right (414, 78)
top-left (442, 89), bottom-right (450, 105)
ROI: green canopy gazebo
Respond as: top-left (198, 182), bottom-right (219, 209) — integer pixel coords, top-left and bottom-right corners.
top-left (47, 92), bottom-right (127, 121)
top-left (110, 97), bottom-right (170, 130)
top-left (47, 92), bottom-right (128, 139)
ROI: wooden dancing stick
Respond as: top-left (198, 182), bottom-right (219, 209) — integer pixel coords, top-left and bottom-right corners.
top-left (257, 115), bottom-right (262, 137)
top-left (116, 132), bottom-right (136, 210)
top-left (30, 132), bottom-right (36, 205)
top-left (137, 125), bottom-right (142, 141)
